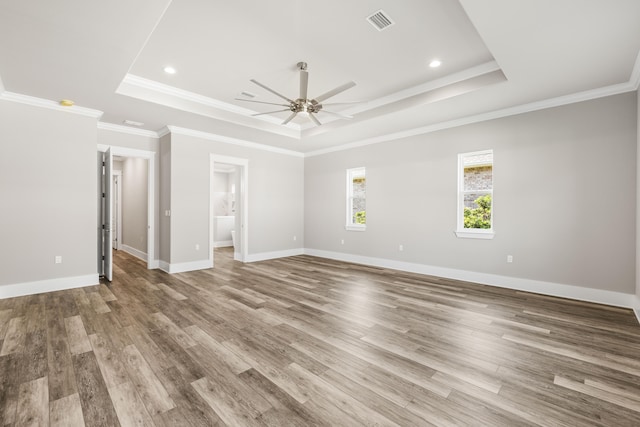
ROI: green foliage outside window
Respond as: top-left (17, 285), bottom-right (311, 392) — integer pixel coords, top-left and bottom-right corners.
top-left (354, 210), bottom-right (366, 225)
top-left (463, 194), bottom-right (491, 229)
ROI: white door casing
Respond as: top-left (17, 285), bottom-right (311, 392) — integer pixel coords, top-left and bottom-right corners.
top-left (112, 170), bottom-right (122, 250)
top-left (104, 148), bottom-right (113, 281)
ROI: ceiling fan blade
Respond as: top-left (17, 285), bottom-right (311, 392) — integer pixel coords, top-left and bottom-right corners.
top-left (321, 101), bottom-right (363, 106)
top-left (251, 109), bottom-right (291, 117)
top-left (282, 112), bottom-right (298, 125)
top-left (250, 79), bottom-right (294, 103)
top-left (300, 70), bottom-right (309, 100)
top-left (308, 113), bottom-right (322, 126)
top-left (235, 98), bottom-right (290, 107)
top-left (314, 81), bottom-right (356, 103)
top-left (320, 110), bottom-right (353, 120)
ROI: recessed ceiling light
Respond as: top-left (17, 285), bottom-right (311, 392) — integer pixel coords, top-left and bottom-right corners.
top-left (123, 119), bottom-right (144, 127)
top-left (59, 99), bottom-right (74, 107)
top-left (163, 66), bottom-right (176, 74)
top-left (429, 59), bottom-right (442, 68)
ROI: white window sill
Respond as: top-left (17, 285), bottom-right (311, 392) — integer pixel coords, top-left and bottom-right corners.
top-left (455, 229), bottom-right (495, 239)
top-left (345, 225), bottom-right (366, 232)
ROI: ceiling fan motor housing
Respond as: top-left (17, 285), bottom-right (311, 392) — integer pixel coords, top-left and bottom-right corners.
top-left (292, 98), bottom-right (321, 113)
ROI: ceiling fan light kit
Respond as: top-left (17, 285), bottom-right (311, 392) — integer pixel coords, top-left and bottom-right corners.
top-left (236, 61), bottom-right (356, 126)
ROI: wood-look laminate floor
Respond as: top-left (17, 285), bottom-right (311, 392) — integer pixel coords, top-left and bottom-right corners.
top-left (1, 248), bottom-right (640, 426)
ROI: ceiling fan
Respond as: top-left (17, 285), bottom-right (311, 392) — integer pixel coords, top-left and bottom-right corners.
top-left (236, 62), bottom-right (356, 126)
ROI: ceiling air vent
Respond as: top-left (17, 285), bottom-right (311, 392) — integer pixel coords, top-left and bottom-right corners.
top-left (366, 10), bottom-right (395, 31)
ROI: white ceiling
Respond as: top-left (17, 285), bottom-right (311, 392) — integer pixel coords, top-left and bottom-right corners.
top-left (0, 0), bottom-right (639, 154)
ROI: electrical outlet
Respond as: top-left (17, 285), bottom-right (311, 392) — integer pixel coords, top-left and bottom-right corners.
top-left (341, 239), bottom-right (344, 245)
top-left (293, 235), bottom-right (297, 241)
top-left (55, 256), bottom-right (62, 264)
top-left (507, 255), bottom-right (513, 263)
top-left (195, 244), bottom-right (200, 251)
top-left (399, 244), bottom-right (403, 251)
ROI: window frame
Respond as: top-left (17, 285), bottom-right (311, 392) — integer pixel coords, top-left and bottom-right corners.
top-left (455, 150), bottom-right (495, 239)
top-left (346, 167), bottom-right (366, 231)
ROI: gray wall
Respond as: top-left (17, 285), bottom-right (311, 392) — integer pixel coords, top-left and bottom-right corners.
top-left (637, 89), bottom-right (640, 303)
top-left (159, 134), bottom-right (171, 263)
top-left (167, 132), bottom-right (304, 264)
top-left (0, 100), bottom-right (98, 286)
top-left (122, 157), bottom-right (148, 253)
top-left (305, 93), bottom-right (637, 294)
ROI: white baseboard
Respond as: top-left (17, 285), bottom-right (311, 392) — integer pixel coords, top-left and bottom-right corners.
top-left (148, 259), bottom-right (160, 269)
top-left (159, 259), bottom-right (213, 274)
top-left (121, 245), bottom-right (148, 262)
top-left (159, 260), bottom-right (171, 273)
top-left (0, 274), bottom-right (99, 300)
top-left (214, 240), bottom-right (233, 248)
top-left (245, 248), bottom-right (304, 263)
top-left (303, 248), bottom-right (637, 309)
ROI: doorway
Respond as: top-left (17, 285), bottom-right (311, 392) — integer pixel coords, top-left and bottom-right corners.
top-left (98, 145), bottom-right (157, 279)
top-left (210, 154), bottom-right (248, 267)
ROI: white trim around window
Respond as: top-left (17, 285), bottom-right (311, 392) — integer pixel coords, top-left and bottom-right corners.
top-left (346, 167), bottom-right (366, 231)
top-left (455, 150), bottom-right (495, 239)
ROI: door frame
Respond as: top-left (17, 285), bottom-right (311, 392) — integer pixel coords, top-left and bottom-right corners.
top-left (98, 144), bottom-right (157, 269)
top-left (210, 154), bottom-right (249, 265)
top-left (112, 170), bottom-right (122, 250)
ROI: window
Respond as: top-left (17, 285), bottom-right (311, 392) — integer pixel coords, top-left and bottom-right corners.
top-left (346, 167), bottom-right (366, 231)
top-left (456, 150), bottom-right (494, 239)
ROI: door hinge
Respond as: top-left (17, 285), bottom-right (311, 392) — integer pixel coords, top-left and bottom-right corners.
top-left (102, 256), bottom-right (105, 260)
top-left (102, 192), bottom-right (105, 198)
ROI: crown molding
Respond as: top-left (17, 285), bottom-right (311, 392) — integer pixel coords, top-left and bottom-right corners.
top-left (630, 49), bottom-right (640, 90)
top-left (157, 126), bottom-right (171, 138)
top-left (305, 80), bottom-right (637, 158)
top-left (97, 121), bottom-right (160, 138)
top-left (0, 91), bottom-right (103, 118)
top-left (166, 125), bottom-right (304, 158)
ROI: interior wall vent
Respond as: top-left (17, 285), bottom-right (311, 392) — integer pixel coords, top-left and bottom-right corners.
top-left (366, 10), bottom-right (395, 31)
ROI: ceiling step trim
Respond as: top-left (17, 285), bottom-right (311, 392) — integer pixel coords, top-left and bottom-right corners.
top-left (118, 74), bottom-right (302, 135)
top-left (318, 60), bottom-right (502, 124)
